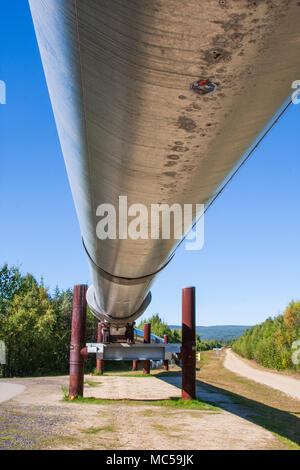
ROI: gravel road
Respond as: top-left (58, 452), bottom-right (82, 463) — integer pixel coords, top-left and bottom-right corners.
top-left (224, 349), bottom-right (300, 401)
top-left (0, 383), bottom-right (26, 404)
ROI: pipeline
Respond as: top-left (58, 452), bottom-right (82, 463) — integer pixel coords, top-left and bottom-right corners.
top-left (29, 1), bottom-right (300, 336)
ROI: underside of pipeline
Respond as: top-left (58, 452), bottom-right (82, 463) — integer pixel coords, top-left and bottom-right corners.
top-left (29, 0), bottom-right (300, 336)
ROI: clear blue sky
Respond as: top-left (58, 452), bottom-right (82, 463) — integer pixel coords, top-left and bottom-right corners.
top-left (1, 2), bottom-right (300, 327)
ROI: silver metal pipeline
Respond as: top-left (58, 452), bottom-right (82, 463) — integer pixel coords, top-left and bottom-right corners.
top-left (29, 0), bottom-right (300, 326)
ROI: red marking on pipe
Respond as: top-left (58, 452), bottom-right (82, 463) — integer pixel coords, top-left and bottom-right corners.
top-left (143, 323), bottom-right (151, 374)
top-left (164, 334), bottom-right (169, 371)
top-left (181, 287), bottom-right (196, 400)
top-left (69, 285), bottom-right (88, 398)
top-left (132, 360), bottom-right (138, 371)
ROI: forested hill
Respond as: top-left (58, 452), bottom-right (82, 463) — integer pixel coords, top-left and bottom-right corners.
top-left (169, 325), bottom-right (251, 341)
top-left (232, 301), bottom-right (300, 371)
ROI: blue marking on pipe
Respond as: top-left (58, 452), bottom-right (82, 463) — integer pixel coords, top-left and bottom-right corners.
top-left (133, 328), bottom-right (164, 343)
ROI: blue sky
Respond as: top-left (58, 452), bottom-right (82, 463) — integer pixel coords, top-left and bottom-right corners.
top-left (1, 2), bottom-right (300, 327)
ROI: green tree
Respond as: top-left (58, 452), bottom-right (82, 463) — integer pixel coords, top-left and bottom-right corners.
top-left (49, 287), bottom-right (98, 374)
top-left (137, 314), bottom-right (181, 343)
top-left (50, 287), bottom-right (73, 374)
top-left (0, 264), bottom-right (99, 377)
top-left (0, 276), bottom-right (55, 377)
top-left (0, 264), bottom-right (22, 317)
top-left (232, 301), bottom-right (300, 371)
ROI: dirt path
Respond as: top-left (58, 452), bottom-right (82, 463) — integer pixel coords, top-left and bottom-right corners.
top-left (0, 373), bottom-right (281, 450)
top-left (0, 383), bottom-right (26, 404)
top-left (224, 349), bottom-right (300, 401)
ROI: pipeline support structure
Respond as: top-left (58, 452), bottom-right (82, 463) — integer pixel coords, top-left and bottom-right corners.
top-left (143, 323), bottom-right (151, 375)
top-left (181, 287), bottom-right (196, 400)
top-left (163, 334), bottom-right (169, 371)
top-left (69, 284), bottom-right (88, 398)
top-left (68, 285), bottom-right (197, 399)
top-left (96, 322), bottom-right (104, 375)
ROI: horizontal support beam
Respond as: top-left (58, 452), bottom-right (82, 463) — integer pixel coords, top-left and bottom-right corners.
top-left (86, 343), bottom-right (181, 361)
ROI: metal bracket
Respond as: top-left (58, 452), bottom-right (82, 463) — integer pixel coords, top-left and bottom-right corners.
top-left (86, 342), bottom-right (181, 361)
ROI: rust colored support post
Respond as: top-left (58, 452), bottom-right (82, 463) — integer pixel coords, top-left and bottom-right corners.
top-left (96, 323), bottom-right (104, 375)
top-left (132, 360), bottom-right (138, 371)
top-left (69, 284), bottom-right (88, 398)
top-left (143, 323), bottom-right (151, 374)
top-left (181, 287), bottom-right (196, 400)
top-left (163, 334), bottom-right (169, 371)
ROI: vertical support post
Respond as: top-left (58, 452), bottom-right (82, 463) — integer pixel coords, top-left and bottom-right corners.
top-left (181, 286), bottom-right (196, 400)
top-left (132, 360), bottom-right (138, 371)
top-left (69, 284), bottom-right (88, 398)
top-left (96, 323), bottom-right (104, 375)
top-left (143, 323), bottom-right (151, 374)
top-left (163, 334), bottom-right (169, 371)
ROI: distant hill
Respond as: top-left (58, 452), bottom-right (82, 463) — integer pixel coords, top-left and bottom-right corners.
top-left (169, 325), bottom-right (251, 341)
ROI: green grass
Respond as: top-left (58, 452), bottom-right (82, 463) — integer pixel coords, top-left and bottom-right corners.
top-left (108, 372), bottom-right (151, 378)
top-left (200, 355), bottom-right (209, 362)
top-left (93, 361), bottom-right (133, 375)
top-left (102, 369), bottom-right (181, 378)
top-left (63, 394), bottom-right (218, 411)
top-left (61, 385), bottom-right (68, 399)
top-left (84, 380), bottom-right (101, 387)
top-left (81, 425), bottom-right (115, 434)
top-left (139, 409), bottom-right (155, 417)
top-left (248, 414), bottom-right (300, 451)
top-left (202, 384), bottom-right (300, 450)
top-left (151, 424), bottom-right (168, 431)
top-left (95, 372), bottom-right (152, 377)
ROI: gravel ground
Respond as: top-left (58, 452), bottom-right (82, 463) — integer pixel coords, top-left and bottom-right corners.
top-left (0, 403), bottom-right (72, 450)
top-left (0, 373), bottom-right (279, 450)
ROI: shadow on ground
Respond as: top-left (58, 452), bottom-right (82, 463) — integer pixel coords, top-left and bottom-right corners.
top-left (155, 371), bottom-right (300, 447)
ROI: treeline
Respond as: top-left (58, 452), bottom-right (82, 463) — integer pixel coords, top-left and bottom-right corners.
top-left (232, 301), bottom-right (300, 371)
top-left (0, 264), bottom-right (98, 377)
top-left (137, 314), bottom-right (181, 343)
top-left (0, 264), bottom-right (228, 378)
top-left (197, 339), bottom-right (223, 351)
top-left (137, 314), bottom-right (225, 351)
